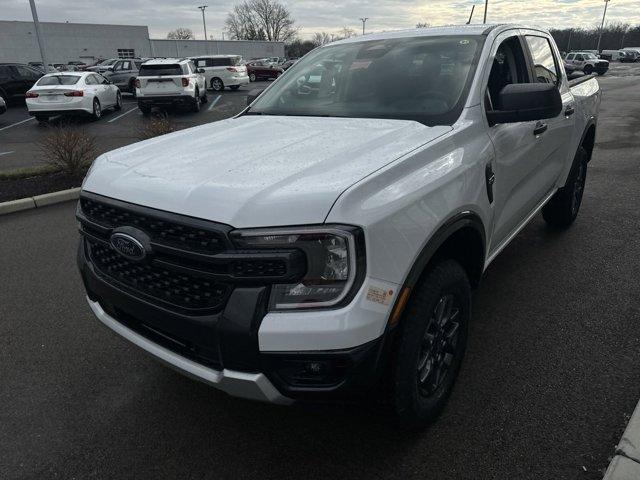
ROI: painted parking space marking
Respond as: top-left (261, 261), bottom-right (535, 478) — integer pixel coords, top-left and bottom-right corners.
top-left (0, 117), bottom-right (35, 132)
top-left (107, 107), bottom-right (139, 123)
top-left (207, 95), bottom-right (222, 111)
top-left (0, 151), bottom-right (14, 157)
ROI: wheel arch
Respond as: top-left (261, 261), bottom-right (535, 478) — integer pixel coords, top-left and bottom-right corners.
top-left (580, 122), bottom-right (596, 162)
top-left (403, 211), bottom-right (486, 292)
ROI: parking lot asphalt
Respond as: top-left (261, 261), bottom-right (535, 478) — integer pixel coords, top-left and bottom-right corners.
top-left (1, 70), bottom-right (640, 480)
top-left (0, 86), bottom-right (252, 172)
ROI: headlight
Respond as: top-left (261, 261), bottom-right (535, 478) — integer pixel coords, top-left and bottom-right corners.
top-left (231, 225), bottom-right (365, 311)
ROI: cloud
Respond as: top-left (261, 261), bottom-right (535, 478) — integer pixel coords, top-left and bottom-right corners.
top-left (2, 0), bottom-right (639, 40)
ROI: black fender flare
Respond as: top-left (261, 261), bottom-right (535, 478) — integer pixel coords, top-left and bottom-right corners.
top-left (578, 119), bottom-right (597, 161)
top-left (403, 210), bottom-right (486, 289)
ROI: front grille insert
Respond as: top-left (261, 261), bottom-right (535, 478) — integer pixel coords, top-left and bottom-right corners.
top-left (80, 197), bottom-right (227, 255)
top-left (87, 239), bottom-right (228, 311)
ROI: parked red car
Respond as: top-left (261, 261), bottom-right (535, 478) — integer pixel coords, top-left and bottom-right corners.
top-left (246, 60), bottom-right (283, 82)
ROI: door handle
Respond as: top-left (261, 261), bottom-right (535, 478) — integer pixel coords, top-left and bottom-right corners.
top-left (565, 105), bottom-right (575, 116)
top-left (533, 122), bottom-right (548, 136)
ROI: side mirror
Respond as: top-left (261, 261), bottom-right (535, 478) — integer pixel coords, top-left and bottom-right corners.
top-left (247, 88), bottom-right (265, 106)
top-left (197, 68), bottom-right (205, 74)
top-left (487, 83), bottom-right (562, 125)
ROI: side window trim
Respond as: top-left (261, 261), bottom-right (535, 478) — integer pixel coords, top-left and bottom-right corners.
top-left (523, 33), bottom-right (561, 86)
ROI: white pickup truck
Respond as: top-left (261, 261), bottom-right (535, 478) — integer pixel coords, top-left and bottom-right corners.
top-left (77, 24), bottom-right (600, 427)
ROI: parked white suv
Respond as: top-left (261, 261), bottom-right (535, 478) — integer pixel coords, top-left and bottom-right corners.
top-left (190, 55), bottom-right (250, 91)
top-left (78, 25), bottom-right (600, 427)
top-left (565, 52), bottom-right (609, 75)
top-left (136, 58), bottom-right (207, 114)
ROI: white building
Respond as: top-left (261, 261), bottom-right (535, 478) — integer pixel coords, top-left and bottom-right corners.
top-left (0, 20), bottom-right (285, 64)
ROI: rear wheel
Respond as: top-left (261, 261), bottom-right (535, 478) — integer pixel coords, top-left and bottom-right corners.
top-left (201, 89), bottom-right (208, 103)
top-left (249, 73), bottom-right (256, 82)
top-left (391, 260), bottom-right (470, 429)
top-left (210, 78), bottom-right (224, 91)
top-left (583, 64), bottom-right (593, 75)
top-left (91, 98), bottom-right (102, 121)
top-left (114, 91), bottom-right (122, 110)
top-left (138, 104), bottom-right (151, 116)
top-left (191, 89), bottom-right (201, 112)
top-left (542, 146), bottom-right (588, 228)
top-left (129, 79), bottom-right (137, 97)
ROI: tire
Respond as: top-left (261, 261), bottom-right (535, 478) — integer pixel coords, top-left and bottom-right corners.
top-left (191, 90), bottom-right (201, 112)
top-left (230, 85), bottom-right (240, 91)
top-left (210, 78), bottom-right (224, 91)
top-left (91, 98), bottom-right (102, 121)
top-left (391, 259), bottom-right (470, 429)
top-left (138, 104), bottom-right (151, 116)
top-left (114, 91), bottom-right (122, 111)
top-left (583, 64), bottom-right (593, 75)
top-left (129, 79), bottom-right (137, 98)
top-left (249, 73), bottom-right (257, 82)
top-left (542, 146), bottom-right (588, 228)
top-left (201, 89), bottom-right (208, 103)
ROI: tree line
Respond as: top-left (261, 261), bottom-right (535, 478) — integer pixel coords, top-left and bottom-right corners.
top-left (551, 23), bottom-right (640, 52)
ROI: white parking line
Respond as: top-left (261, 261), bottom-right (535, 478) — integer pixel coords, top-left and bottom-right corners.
top-left (207, 95), bottom-right (222, 112)
top-left (107, 106), bottom-right (139, 123)
top-left (0, 117), bottom-right (35, 132)
top-left (0, 151), bottom-right (14, 157)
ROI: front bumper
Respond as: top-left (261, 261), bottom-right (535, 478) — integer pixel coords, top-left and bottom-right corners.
top-left (88, 298), bottom-right (292, 404)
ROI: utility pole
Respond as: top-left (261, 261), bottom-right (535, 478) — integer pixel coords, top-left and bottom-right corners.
top-left (359, 17), bottom-right (369, 35)
top-left (198, 5), bottom-right (208, 41)
top-left (596, 0), bottom-right (610, 52)
top-left (567, 29), bottom-right (573, 52)
top-left (483, 0), bottom-right (488, 23)
top-left (28, 0), bottom-right (49, 70)
top-left (467, 5), bottom-right (475, 24)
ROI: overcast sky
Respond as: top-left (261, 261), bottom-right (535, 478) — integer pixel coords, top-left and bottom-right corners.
top-left (4, 0), bottom-right (640, 40)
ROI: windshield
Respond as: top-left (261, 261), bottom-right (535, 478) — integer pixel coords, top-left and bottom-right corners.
top-left (248, 35), bottom-right (483, 126)
top-left (37, 75), bottom-right (80, 86)
top-left (99, 59), bottom-right (117, 66)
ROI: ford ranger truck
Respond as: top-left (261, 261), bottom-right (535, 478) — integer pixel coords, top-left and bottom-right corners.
top-left (77, 25), bottom-right (600, 427)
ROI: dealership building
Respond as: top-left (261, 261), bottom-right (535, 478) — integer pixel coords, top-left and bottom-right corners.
top-left (0, 20), bottom-right (285, 64)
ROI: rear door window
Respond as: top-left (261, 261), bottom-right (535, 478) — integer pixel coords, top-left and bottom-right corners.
top-left (139, 64), bottom-right (183, 76)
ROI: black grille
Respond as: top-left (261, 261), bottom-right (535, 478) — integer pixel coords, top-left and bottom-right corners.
top-left (597, 61), bottom-right (608, 68)
top-left (80, 197), bottom-right (226, 255)
top-left (88, 239), bottom-right (228, 310)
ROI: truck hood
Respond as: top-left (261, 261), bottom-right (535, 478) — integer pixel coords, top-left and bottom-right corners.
top-left (83, 115), bottom-right (450, 227)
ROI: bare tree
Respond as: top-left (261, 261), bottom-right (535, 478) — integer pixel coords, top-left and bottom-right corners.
top-left (312, 32), bottom-right (332, 46)
top-left (336, 26), bottom-right (356, 40)
top-left (167, 28), bottom-right (195, 40)
top-left (226, 0), bottom-right (297, 42)
top-left (416, 22), bottom-right (430, 28)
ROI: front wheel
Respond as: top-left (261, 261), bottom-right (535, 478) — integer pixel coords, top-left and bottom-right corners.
top-left (542, 146), bottom-right (588, 228)
top-left (210, 78), bottom-right (224, 91)
top-left (583, 64), bottom-right (593, 75)
top-left (392, 260), bottom-right (470, 429)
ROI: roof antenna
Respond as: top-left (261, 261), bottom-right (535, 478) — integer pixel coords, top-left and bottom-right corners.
top-left (466, 4), bottom-right (475, 24)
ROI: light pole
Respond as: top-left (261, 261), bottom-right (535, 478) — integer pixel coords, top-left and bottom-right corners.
top-left (483, 0), bottom-right (488, 23)
top-left (198, 5), bottom-right (208, 41)
top-left (359, 17), bottom-right (368, 35)
top-left (28, 0), bottom-right (49, 70)
top-left (466, 5), bottom-right (475, 24)
top-left (596, 0), bottom-right (610, 52)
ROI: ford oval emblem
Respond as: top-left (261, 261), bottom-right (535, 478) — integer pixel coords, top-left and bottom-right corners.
top-left (110, 233), bottom-right (146, 261)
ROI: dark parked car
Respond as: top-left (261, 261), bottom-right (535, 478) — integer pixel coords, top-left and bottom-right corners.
top-left (103, 58), bottom-right (144, 95)
top-left (0, 63), bottom-right (43, 103)
top-left (0, 95), bottom-right (6, 115)
top-left (246, 61), bottom-right (283, 81)
top-left (67, 61), bottom-right (88, 71)
top-left (281, 59), bottom-right (298, 71)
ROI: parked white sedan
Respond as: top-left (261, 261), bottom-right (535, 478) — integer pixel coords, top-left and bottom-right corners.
top-left (26, 72), bottom-right (122, 122)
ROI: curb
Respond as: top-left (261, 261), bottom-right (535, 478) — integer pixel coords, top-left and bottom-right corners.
top-left (0, 187), bottom-right (80, 216)
top-left (604, 400), bottom-right (640, 479)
